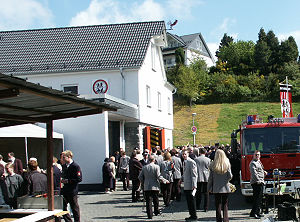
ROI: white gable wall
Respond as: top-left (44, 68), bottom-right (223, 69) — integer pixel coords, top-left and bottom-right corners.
top-left (185, 49), bottom-right (214, 67)
top-left (139, 41), bottom-right (173, 128)
top-left (138, 40), bottom-right (174, 148)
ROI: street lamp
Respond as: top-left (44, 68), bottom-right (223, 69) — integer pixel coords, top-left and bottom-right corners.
top-left (192, 113), bottom-right (197, 145)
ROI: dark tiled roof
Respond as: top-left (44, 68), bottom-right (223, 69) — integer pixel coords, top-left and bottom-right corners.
top-left (0, 21), bottom-right (165, 75)
top-left (180, 33), bottom-right (201, 46)
top-left (168, 32), bottom-right (186, 46)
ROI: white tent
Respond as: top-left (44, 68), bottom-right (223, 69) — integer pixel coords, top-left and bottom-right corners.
top-left (0, 124), bottom-right (64, 166)
top-left (0, 124), bottom-right (63, 139)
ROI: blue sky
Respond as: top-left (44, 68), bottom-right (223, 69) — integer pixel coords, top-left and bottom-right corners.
top-left (0, 0), bottom-right (299, 59)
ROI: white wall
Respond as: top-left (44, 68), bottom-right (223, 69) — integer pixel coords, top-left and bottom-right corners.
top-left (22, 69), bottom-right (139, 104)
top-left (54, 113), bottom-right (108, 184)
top-left (186, 49), bottom-right (215, 67)
top-left (138, 40), bottom-right (174, 149)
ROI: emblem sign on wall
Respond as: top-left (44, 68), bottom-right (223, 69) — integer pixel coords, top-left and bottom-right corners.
top-left (93, 79), bottom-right (108, 94)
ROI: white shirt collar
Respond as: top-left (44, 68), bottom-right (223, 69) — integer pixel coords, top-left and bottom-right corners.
top-left (66, 159), bottom-right (73, 168)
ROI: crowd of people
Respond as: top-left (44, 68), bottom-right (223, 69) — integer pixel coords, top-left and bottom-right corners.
top-left (0, 150), bottom-right (82, 222)
top-left (102, 143), bottom-right (243, 221)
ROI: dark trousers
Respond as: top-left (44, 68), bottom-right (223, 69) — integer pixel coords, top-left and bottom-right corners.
top-left (171, 179), bottom-right (181, 201)
top-left (184, 190), bottom-right (197, 219)
top-left (8, 197), bottom-right (17, 209)
top-left (63, 194), bottom-right (80, 222)
top-left (196, 182), bottom-right (209, 210)
top-left (214, 193), bottom-right (229, 222)
top-left (160, 182), bottom-right (173, 206)
top-left (111, 178), bottom-right (116, 191)
top-left (145, 190), bottom-right (159, 219)
top-left (251, 183), bottom-right (263, 215)
top-left (131, 179), bottom-right (140, 201)
top-left (120, 173), bottom-right (129, 190)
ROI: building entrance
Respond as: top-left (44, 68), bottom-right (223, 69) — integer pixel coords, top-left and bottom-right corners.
top-left (108, 121), bottom-right (120, 156)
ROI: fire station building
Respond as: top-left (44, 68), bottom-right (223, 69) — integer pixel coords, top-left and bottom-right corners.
top-left (0, 21), bottom-right (175, 187)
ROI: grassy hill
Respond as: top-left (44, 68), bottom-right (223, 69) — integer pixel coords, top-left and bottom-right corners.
top-left (173, 102), bottom-right (300, 146)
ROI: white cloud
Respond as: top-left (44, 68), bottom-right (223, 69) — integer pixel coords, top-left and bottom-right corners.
top-left (165, 0), bottom-right (203, 20)
top-left (70, 0), bottom-right (129, 26)
top-left (0, 0), bottom-right (53, 30)
top-left (70, 0), bottom-right (165, 26)
top-left (133, 0), bottom-right (165, 21)
top-left (278, 30), bottom-right (300, 50)
top-left (219, 18), bottom-right (236, 33)
top-left (69, 0), bottom-right (201, 27)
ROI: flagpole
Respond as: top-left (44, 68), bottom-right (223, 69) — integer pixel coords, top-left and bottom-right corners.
top-left (286, 76), bottom-right (289, 117)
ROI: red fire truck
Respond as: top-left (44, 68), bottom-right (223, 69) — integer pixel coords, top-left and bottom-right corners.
top-left (232, 114), bottom-right (300, 197)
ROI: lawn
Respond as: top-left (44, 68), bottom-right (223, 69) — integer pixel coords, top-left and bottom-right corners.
top-left (173, 102), bottom-right (300, 146)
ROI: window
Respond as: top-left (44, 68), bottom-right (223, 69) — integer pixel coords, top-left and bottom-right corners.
top-left (196, 40), bottom-right (202, 51)
top-left (167, 97), bottom-right (171, 114)
top-left (62, 85), bottom-right (78, 94)
top-left (157, 92), bottom-right (161, 111)
top-left (146, 85), bottom-right (151, 107)
top-left (151, 43), bottom-right (156, 71)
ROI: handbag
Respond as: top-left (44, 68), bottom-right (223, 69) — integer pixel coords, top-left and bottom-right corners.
top-left (228, 182), bottom-right (236, 193)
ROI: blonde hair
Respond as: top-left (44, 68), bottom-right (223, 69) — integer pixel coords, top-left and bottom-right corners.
top-left (63, 150), bottom-right (73, 158)
top-left (110, 156), bottom-right (115, 162)
top-left (164, 152), bottom-right (171, 161)
top-left (211, 149), bottom-right (230, 174)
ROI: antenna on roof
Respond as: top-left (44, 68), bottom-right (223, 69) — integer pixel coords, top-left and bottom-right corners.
top-left (167, 20), bottom-right (178, 30)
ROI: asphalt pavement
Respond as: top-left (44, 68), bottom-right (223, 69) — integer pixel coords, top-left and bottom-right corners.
top-left (77, 181), bottom-right (281, 222)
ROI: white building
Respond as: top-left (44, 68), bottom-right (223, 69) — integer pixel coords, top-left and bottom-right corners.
top-left (0, 21), bottom-right (175, 188)
top-left (163, 32), bottom-right (215, 68)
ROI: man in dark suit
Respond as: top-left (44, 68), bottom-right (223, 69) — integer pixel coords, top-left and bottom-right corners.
top-left (129, 151), bottom-right (143, 202)
top-left (8, 152), bottom-right (23, 175)
top-left (0, 165), bottom-right (9, 205)
top-left (195, 147), bottom-right (211, 211)
top-left (140, 152), bottom-right (149, 166)
top-left (183, 150), bottom-right (198, 221)
top-left (139, 155), bottom-right (169, 219)
top-left (170, 148), bottom-right (182, 201)
top-left (61, 150), bottom-right (82, 222)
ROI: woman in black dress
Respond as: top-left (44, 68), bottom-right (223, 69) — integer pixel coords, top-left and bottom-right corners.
top-left (102, 158), bottom-right (112, 194)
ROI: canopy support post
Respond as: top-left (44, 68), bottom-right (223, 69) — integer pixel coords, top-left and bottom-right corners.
top-left (47, 121), bottom-right (54, 211)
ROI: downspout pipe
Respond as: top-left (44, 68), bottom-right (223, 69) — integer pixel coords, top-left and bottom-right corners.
top-left (120, 68), bottom-right (125, 100)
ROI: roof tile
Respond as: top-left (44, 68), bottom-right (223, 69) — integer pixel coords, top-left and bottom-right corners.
top-left (0, 21), bottom-right (165, 75)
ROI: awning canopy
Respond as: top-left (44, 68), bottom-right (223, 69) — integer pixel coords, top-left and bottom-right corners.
top-left (0, 73), bottom-right (116, 127)
top-left (0, 124), bottom-right (63, 139)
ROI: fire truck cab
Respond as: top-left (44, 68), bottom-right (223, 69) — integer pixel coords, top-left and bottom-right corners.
top-left (233, 115), bottom-right (300, 197)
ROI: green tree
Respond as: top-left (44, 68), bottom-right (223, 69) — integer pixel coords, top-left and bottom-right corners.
top-left (266, 30), bottom-right (280, 72)
top-left (278, 36), bottom-right (299, 64)
top-left (190, 58), bottom-right (210, 102)
top-left (277, 61), bottom-right (300, 81)
top-left (208, 73), bottom-right (239, 102)
top-left (254, 28), bottom-right (271, 74)
top-left (216, 33), bottom-right (234, 60)
top-left (217, 40), bottom-right (255, 75)
top-left (175, 47), bottom-right (185, 65)
top-left (174, 65), bottom-right (200, 106)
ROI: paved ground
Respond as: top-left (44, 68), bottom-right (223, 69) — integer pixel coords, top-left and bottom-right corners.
top-left (77, 182), bottom-right (280, 222)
